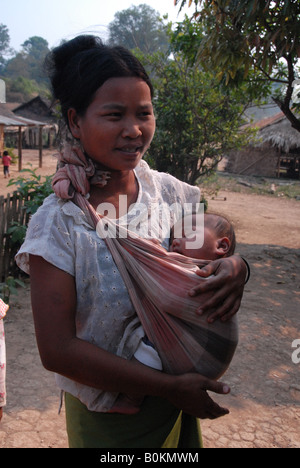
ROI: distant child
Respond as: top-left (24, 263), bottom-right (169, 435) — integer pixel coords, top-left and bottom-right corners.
top-left (2, 151), bottom-right (12, 178)
top-left (0, 298), bottom-right (8, 422)
top-left (110, 212), bottom-right (236, 414)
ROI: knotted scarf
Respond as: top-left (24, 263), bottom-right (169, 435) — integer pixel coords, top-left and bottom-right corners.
top-left (52, 145), bottom-right (238, 379)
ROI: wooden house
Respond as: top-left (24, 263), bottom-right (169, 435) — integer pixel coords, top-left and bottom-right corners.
top-left (226, 112), bottom-right (300, 179)
top-left (12, 96), bottom-right (58, 149)
top-left (0, 102), bottom-right (46, 170)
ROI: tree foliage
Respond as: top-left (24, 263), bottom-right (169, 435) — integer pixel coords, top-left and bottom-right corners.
top-left (2, 35), bottom-right (50, 102)
top-left (5, 36), bottom-right (49, 83)
top-left (108, 4), bottom-right (169, 54)
top-left (175, 0), bottom-right (300, 131)
top-left (0, 24), bottom-right (11, 72)
top-left (137, 21), bottom-right (255, 185)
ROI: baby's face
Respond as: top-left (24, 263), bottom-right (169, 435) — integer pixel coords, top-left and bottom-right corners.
top-left (170, 222), bottom-right (219, 260)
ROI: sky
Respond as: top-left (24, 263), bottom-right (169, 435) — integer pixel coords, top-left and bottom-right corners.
top-left (1, 0), bottom-right (192, 52)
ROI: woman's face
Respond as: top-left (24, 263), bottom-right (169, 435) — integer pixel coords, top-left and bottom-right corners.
top-left (68, 77), bottom-right (156, 172)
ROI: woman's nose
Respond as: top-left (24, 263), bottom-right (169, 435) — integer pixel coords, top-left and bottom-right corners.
top-left (122, 119), bottom-right (142, 139)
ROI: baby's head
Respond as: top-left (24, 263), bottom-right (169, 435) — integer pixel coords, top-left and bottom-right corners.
top-left (170, 213), bottom-right (236, 260)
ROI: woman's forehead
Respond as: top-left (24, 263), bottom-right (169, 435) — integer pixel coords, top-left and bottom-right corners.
top-left (93, 77), bottom-right (153, 104)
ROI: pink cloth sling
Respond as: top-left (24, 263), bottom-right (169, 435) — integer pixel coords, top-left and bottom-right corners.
top-left (52, 145), bottom-right (238, 379)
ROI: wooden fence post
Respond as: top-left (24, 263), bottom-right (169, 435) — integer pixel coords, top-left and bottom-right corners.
top-left (0, 192), bottom-right (28, 281)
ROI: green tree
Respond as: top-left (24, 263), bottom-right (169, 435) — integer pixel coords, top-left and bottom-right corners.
top-left (108, 4), bottom-right (169, 54)
top-left (0, 24), bottom-right (11, 72)
top-left (138, 21), bottom-right (254, 185)
top-left (20, 36), bottom-right (49, 84)
top-left (4, 36), bottom-right (49, 85)
top-left (175, 0), bottom-right (300, 131)
top-left (2, 35), bottom-right (50, 101)
top-left (8, 76), bottom-right (38, 102)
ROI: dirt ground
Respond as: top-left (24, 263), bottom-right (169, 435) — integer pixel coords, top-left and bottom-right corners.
top-left (0, 151), bottom-right (299, 448)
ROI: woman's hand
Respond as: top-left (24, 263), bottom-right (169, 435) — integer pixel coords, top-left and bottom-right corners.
top-left (168, 373), bottom-right (230, 420)
top-left (189, 255), bottom-right (247, 323)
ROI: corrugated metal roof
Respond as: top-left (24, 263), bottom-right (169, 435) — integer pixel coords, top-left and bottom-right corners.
top-left (0, 115), bottom-right (26, 126)
top-left (0, 103), bottom-right (46, 127)
top-left (0, 114), bottom-right (46, 126)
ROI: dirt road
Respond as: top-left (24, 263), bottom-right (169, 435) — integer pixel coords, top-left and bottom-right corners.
top-left (0, 152), bottom-right (299, 448)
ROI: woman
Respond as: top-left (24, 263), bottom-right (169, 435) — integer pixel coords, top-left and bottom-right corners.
top-left (16, 35), bottom-right (247, 448)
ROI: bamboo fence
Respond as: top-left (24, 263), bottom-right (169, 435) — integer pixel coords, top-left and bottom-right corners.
top-left (0, 192), bottom-right (30, 281)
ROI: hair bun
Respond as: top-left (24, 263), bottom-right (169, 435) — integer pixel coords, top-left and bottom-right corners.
top-left (53, 35), bottom-right (103, 70)
top-left (45, 35), bottom-right (104, 99)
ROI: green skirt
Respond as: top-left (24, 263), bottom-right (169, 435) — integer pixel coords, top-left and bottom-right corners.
top-left (65, 393), bottom-right (203, 449)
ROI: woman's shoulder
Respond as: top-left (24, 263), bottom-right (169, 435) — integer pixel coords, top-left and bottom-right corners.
top-left (136, 160), bottom-right (200, 204)
top-left (16, 194), bottom-right (84, 276)
top-left (31, 193), bottom-right (91, 228)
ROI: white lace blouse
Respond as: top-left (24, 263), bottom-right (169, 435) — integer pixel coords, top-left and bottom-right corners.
top-left (16, 160), bottom-right (201, 412)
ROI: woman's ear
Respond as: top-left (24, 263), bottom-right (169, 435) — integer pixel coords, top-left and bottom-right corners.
top-left (68, 108), bottom-right (81, 139)
top-left (216, 237), bottom-right (231, 257)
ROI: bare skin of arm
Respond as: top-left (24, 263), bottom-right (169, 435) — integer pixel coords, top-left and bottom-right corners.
top-left (29, 254), bottom-right (230, 420)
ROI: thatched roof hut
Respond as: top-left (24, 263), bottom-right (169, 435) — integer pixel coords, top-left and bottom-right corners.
top-left (226, 112), bottom-right (300, 179)
top-left (255, 112), bottom-right (300, 153)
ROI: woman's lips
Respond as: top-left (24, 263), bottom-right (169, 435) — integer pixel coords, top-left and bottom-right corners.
top-left (117, 144), bottom-right (143, 155)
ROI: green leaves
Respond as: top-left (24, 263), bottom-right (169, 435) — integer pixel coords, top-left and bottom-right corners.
top-left (6, 222), bottom-right (27, 246)
top-left (108, 4), bottom-right (169, 55)
top-left (0, 276), bottom-right (26, 304)
top-left (138, 21), bottom-right (253, 185)
top-left (175, 0), bottom-right (300, 132)
top-left (6, 169), bottom-right (53, 248)
top-left (7, 167), bottom-right (53, 216)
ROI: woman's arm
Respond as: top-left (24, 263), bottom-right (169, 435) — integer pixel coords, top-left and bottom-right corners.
top-left (189, 255), bottom-right (247, 322)
top-left (29, 254), bottom-right (230, 420)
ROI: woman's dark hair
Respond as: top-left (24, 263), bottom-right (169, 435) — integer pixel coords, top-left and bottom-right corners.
top-left (45, 35), bottom-right (154, 127)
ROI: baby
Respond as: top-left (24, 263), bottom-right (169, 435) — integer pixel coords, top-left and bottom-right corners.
top-left (170, 212), bottom-right (236, 260)
top-left (109, 212), bottom-right (236, 414)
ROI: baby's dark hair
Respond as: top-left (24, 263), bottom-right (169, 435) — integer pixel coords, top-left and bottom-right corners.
top-left (44, 35), bottom-right (154, 128)
top-left (205, 213), bottom-right (236, 257)
top-left (170, 212), bottom-right (236, 257)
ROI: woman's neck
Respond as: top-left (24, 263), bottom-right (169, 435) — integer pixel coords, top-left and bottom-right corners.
top-left (89, 169), bottom-right (139, 218)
